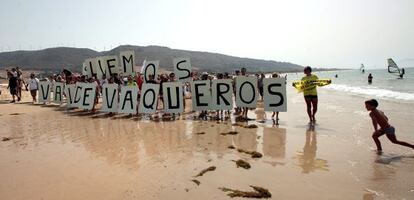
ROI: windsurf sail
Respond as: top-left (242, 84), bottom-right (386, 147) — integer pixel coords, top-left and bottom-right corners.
top-left (387, 58), bottom-right (406, 79)
top-left (360, 64), bottom-right (365, 73)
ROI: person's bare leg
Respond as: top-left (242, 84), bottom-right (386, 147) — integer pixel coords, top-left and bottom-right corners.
top-left (311, 98), bottom-right (318, 122)
top-left (386, 134), bottom-right (414, 149)
top-left (305, 98), bottom-right (312, 123)
top-left (372, 130), bottom-right (385, 151)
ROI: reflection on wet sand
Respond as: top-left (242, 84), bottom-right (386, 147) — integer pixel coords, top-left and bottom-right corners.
top-left (262, 127), bottom-right (286, 166)
top-left (1, 103), bottom-right (291, 173)
top-left (294, 125), bottom-right (329, 173)
top-left (0, 90), bottom-right (296, 173)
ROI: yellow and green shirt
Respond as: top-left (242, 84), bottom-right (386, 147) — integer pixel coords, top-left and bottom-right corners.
top-left (301, 74), bottom-right (319, 96)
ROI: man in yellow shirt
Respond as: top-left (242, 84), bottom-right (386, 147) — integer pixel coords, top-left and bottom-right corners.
top-left (301, 66), bottom-right (319, 124)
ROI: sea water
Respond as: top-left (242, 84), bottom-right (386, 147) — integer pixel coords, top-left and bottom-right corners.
top-left (287, 68), bottom-right (414, 102)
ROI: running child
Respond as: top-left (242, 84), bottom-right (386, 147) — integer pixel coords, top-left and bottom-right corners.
top-left (365, 99), bottom-right (414, 152)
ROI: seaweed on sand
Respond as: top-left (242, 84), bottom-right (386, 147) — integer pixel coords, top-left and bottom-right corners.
top-left (237, 149), bottom-right (263, 158)
top-left (191, 179), bottom-right (201, 186)
top-left (243, 124), bottom-right (258, 129)
top-left (220, 131), bottom-right (238, 136)
top-left (194, 166), bottom-right (216, 177)
top-left (219, 186), bottom-right (271, 198)
top-left (232, 159), bottom-right (251, 169)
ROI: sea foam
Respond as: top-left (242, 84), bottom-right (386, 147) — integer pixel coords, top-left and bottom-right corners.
top-left (323, 84), bottom-right (414, 101)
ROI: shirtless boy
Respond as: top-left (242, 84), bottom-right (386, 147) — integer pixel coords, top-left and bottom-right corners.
top-left (365, 99), bottom-right (414, 153)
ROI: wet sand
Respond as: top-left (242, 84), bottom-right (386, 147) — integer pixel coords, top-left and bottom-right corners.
top-left (1, 84), bottom-right (414, 200)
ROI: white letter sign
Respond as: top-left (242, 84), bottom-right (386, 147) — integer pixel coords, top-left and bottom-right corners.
top-left (139, 83), bottom-right (160, 114)
top-left (118, 86), bottom-right (138, 114)
top-left (162, 82), bottom-right (183, 113)
top-left (101, 84), bottom-right (119, 113)
top-left (263, 78), bottom-right (287, 112)
top-left (173, 58), bottom-right (192, 82)
top-left (211, 79), bottom-right (233, 110)
top-left (38, 81), bottom-right (51, 103)
top-left (190, 80), bottom-right (211, 111)
top-left (142, 61), bottom-right (159, 83)
top-left (119, 51), bottom-right (135, 76)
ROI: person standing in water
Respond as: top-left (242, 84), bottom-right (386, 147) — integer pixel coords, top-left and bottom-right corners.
top-left (399, 68), bottom-right (405, 79)
top-left (365, 99), bottom-right (414, 153)
top-left (368, 73), bottom-right (373, 84)
top-left (301, 66), bottom-right (319, 124)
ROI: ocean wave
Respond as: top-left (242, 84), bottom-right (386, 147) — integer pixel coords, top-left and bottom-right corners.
top-left (323, 84), bottom-right (414, 101)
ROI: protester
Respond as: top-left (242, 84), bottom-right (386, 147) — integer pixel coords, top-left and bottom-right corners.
top-left (240, 67), bottom-right (250, 120)
top-left (215, 73), bottom-right (225, 120)
top-left (233, 70), bottom-right (241, 115)
top-left (100, 74), bottom-right (108, 92)
top-left (301, 66), bottom-right (319, 124)
top-left (271, 73), bottom-right (280, 120)
top-left (258, 73), bottom-right (265, 101)
top-left (135, 72), bottom-right (144, 90)
top-left (7, 71), bottom-right (18, 103)
top-left (28, 73), bottom-right (39, 103)
top-left (16, 67), bottom-right (26, 101)
top-left (127, 75), bottom-right (137, 86)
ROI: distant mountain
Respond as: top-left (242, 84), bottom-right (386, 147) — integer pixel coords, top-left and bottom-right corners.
top-left (0, 45), bottom-right (303, 73)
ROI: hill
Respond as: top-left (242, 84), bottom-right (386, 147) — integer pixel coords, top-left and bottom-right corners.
top-left (0, 45), bottom-right (303, 73)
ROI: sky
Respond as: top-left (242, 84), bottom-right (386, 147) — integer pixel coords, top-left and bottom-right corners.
top-left (0, 0), bottom-right (413, 69)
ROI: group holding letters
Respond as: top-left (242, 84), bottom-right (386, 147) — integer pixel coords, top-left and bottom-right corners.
top-left (34, 50), bottom-right (288, 118)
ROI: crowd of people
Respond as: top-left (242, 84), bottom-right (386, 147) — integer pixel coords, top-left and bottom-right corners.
top-left (4, 67), bottom-right (284, 121)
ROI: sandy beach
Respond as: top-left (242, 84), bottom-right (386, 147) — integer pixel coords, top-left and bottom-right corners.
top-left (1, 83), bottom-right (414, 200)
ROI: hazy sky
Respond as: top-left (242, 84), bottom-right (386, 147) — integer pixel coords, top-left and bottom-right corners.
top-left (1, 0), bottom-right (413, 68)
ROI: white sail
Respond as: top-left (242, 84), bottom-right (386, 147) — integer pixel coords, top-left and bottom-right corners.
top-left (387, 58), bottom-right (401, 75)
top-left (360, 64), bottom-right (365, 73)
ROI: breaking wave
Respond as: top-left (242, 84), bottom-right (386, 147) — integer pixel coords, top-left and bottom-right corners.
top-left (323, 84), bottom-right (414, 101)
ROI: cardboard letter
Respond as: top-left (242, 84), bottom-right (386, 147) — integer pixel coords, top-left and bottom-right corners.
top-left (139, 83), bottom-right (160, 114)
top-left (211, 79), bottom-right (233, 110)
top-left (263, 78), bottom-right (287, 112)
top-left (105, 55), bottom-right (119, 76)
top-left (190, 80), bottom-right (211, 111)
top-left (173, 58), bottom-right (192, 82)
top-left (73, 82), bottom-right (84, 108)
top-left (53, 82), bottom-right (65, 104)
top-left (83, 58), bottom-right (97, 77)
top-left (101, 84), bottom-right (119, 113)
top-left (118, 86), bottom-right (138, 114)
top-left (80, 83), bottom-right (96, 110)
top-left (235, 76), bottom-right (257, 108)
top-left (142, 61), bottom-right (159, 83)
top-left (38, 81), bottom-right (51, 103)
top-left (96, 56), bottom-right (108, 79)
top-left (119, 51), bottom-right (135, 76)
top-left (65, 84), bottom-right (76, 107)
top-left (162, 82), bottom-right (183, 113)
